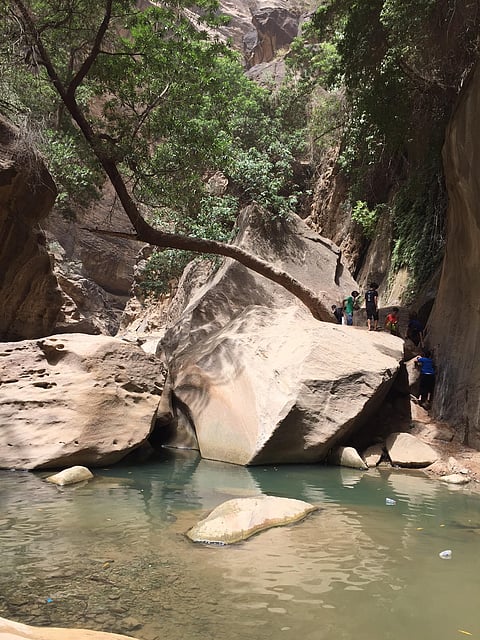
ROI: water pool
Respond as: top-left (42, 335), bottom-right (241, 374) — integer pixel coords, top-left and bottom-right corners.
top-left (1, 451), bottom-right (479, 640)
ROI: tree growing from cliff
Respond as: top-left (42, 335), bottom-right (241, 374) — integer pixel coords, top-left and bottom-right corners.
top-left (2, 0), bottom-right (329, 319)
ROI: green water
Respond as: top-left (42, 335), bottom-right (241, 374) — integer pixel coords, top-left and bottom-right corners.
top-left (1, 451), bottom-right (479, 640)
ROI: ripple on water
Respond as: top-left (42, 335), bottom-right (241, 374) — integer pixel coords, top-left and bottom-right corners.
top-left (1, 461), bottom-right (480, 640)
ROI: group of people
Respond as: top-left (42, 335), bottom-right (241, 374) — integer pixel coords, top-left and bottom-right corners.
top-left (331, 282), bottom-right (435, 407)
top-left (331, 283), bottom-right (425, 343)
top-left (331, 283), bottom-right (382, 331)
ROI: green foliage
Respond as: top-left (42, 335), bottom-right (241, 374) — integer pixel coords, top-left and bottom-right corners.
top-left (40, 130), bottom-right (101, 218)
top-left (138, 249), bottom-right (197, 297)
top-left (390, 156), bottom-right (446, 298)
top-left (289, 0), bottom-right (479, 292)
top-left (1, 0), bottom-right (309, 254)
top-left (351, 201), bottom-right (381, 239)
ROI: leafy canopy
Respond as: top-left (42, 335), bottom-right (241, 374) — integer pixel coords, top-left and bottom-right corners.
top-left (1, 0), bottom-right (306, 227)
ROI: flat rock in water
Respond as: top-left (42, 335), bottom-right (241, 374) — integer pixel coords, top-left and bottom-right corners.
top-left (46, 466), bottom-right (94, 486)
top-left (0, 615), bottom-right (135, 639)
top-left (186, 495), bottom-right (318, 544)
top-left (440, 473), bottom-right (470, 485)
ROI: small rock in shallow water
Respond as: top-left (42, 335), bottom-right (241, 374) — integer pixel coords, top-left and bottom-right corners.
top-left (440, 473), bottom-right (470, 485)
top-left (46, 466), bottom-right (93, 486)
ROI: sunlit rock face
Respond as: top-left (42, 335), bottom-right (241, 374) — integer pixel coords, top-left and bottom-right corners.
top-left (244, 2), bottom-right (301, 68)
top-left (0, 334), bottom-right (163, 470)
top-left (161, 204), bottom-right (404, 465)
top-left (0, 116), bottom-right (63, 340)
top-left (429, 62), bottom-right (480, 448)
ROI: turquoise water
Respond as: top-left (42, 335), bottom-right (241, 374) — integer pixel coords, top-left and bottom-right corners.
top-left (1, 451), bottom-right (479, 640)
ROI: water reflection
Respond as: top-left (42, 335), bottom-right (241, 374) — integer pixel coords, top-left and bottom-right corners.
top-left (0, 458), bottom-right (480, 640)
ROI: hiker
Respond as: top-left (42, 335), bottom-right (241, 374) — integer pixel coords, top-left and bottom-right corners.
top-left (331, 304), bottom-right (344, 324)
top-left (364, 282), bottom-right (379, 331)
top-left (343, 291), bottom-right (359, 326)
top-left (406, 311), bottom-right (424, 347)
top-left (385, 307), bottom-right (400, 336)
top-left (415, 350), bottom-right (435, 407)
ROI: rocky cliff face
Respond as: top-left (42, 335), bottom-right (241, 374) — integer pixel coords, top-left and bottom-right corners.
top-left (428, 62), bottom-right (480, 448)
top-left (0, 117), bottom-right (63, 340)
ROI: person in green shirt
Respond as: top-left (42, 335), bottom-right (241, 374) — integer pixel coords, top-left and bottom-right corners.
top-left (343, 290), bottom-right (359, 326)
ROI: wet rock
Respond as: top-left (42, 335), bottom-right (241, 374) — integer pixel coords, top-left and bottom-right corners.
top-left (362, 444), bottom-right (384, 468)
top-left (186, 495), bottom-right (318, 544)
top-left (440, 473), bottom-right (470, 485)
top-left (46, 466), bottom-right (94, 486)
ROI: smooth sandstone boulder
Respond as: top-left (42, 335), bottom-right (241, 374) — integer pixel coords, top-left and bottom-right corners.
top-left (328, 446), bottom-right (368, 470)
top-left (362, 443), bottom-right (384, 468)
top-left (168, 306), bottom-right (403, 465)
top-left (46, 466), bottom-right (94, 486)
top-left (161, 204), bottom-right (404, 465)
top-left (0, 334), bottom-right (163, 469)
top-left (186, 495), bottom-right (318, 544)
top-left (386, 432), bottom-right (439, 468)
top-left (0, 616), bottom-right (134, 640)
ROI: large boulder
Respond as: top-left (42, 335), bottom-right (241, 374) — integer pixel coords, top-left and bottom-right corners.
top-left (386, 432), bottom-right (439, 468)
top-left (0, 116), bottom-right (63, 340)
top-left (0, 334), bottom-right (163, 469)
top-left (161, 204), bottom-right (404, 465)
top-left (168, 307), bottom-right (403, 464)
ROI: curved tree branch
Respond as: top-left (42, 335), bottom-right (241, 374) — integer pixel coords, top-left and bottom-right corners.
top-left (12, 0), bottom-right (333, 323)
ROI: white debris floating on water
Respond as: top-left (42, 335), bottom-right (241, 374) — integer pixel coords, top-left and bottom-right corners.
top-left (385, 498), bottom-right (396, 506)
top-left (439, 550), bottom-right (452, 560)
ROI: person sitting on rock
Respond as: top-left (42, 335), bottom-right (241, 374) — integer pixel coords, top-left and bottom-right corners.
top-left (385, 307), bottom-right (400, 336)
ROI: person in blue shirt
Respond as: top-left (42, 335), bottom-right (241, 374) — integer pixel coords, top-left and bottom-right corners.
top-left (415, 350), bottom-right (435, 406)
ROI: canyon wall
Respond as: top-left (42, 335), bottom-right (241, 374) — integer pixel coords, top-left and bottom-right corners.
top-left (0, 117), bottom-right (62, 340)
top-left (428, 62), bottom-right (480, 447)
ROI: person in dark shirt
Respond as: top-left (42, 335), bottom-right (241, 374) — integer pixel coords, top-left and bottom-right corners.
top-left (415, 350), bottom-right (435, 406)
top-left (331, 304), bottom-right (344, 324)
top-left (406, 312), bottom-right (424, 347)
top-left (365, 282), bottom-right (379, 331)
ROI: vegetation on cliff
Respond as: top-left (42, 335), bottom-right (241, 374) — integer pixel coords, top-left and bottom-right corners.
top-left (289, 0), bottom-right (480, 297)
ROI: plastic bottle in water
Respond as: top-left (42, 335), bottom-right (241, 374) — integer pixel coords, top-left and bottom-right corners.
top-left (385, 497), bottom-right (396, 506)
top-left (439, 549), bottom-right (452, 559)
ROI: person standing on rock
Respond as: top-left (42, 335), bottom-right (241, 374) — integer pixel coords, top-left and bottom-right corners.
top-left (365, 282), bottom-right (379, 331)
top-left (343, 291), bottom-right (359, 326)
top-left (415, 350), bottom-right (436, 407)
top-left (331, 304), bottom-right (344, 324)
top-left (406, 311), bottom-right (424, 347)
